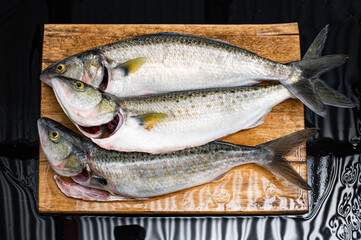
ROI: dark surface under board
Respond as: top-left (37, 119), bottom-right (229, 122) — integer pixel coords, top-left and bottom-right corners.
top-left (1, 0), bottom-right (361, 239)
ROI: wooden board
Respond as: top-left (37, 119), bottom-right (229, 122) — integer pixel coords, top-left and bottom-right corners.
top-left (39, 23), bottom-right (308, 214)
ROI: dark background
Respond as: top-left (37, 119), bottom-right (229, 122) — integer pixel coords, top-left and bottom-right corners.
top-left (1, 0), bottom-right (361, 239)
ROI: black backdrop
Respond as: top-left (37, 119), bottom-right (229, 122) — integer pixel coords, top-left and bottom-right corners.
top-left (1, 0), bottom-right (361, 239)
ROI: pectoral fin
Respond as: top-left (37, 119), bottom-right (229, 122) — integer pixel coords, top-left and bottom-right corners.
top-left (93, 176), bottom-right (115, 195)
top-left (133, 113), bottom-right (167, 131)
top-left (114, 57), bottom-right (147, 76)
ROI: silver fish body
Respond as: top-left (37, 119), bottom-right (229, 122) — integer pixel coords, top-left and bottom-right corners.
top-left (41, 33), bottom-right (288, 97)
top-left (94, 34), bottom-right (289, 97)
top-left (51, 76), bottom-right (293, 153)
top-left (38, 117), bottom-right (313, 200)
top-left (94, 84), bottom-right (293, 153)
top-left (41, 28), bottom-right (354, 116)
top-left (87, 140), bottom-right (261, 197)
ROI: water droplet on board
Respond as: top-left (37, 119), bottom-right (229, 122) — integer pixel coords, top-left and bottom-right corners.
top-left (213, 192), bottom-right (230, 204)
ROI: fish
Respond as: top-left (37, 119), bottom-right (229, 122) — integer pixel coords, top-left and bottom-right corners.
top-left (41, 25), bottom-right (351, 116)
top-left (50, 75), bottom-right (353, 153)
top-left (38, 117), bottom-right (315, 201)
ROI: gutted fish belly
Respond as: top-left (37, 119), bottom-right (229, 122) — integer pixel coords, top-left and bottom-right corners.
top-left (41, 26), bottom-right (354, 116)
top-left (38, 117), bottom-right (314, 201)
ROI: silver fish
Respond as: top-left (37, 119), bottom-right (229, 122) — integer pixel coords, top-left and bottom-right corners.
top-left (38, 117), bottom-right (314, 201)
top-left (50, 75), bottom-right (353, 153)
top-left (41, 26), bottom-right (351, 116)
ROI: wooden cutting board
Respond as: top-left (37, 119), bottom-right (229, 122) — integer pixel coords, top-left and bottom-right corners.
top-left (39, 23), bottom-right (308, 214)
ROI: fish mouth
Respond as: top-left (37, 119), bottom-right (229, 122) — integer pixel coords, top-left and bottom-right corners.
top-left (51, 77), bottom-right (71, 99)
top-left (37, 119), bottom-right (50, 147)
top-left (78, 125), bottom-right (103, 137)
top-left (77, 111), bottom-right (123, 139)
top-left (40, 71), bottom-right (53, 87)
top-left (40, 62), bottom-right (63, 87)
top-left (52, 159), bottom-right (67, 170)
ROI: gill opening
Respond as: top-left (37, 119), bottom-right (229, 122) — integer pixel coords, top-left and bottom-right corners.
top-left (107, 114), bottom-right (119, 133)
top-left (99, 64), bottom-right (109, 91)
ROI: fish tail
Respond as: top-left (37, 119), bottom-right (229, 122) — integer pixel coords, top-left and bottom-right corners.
top-left (285, 55), bottom-right (353, 116)
top-left (303, 25), bottom-right (329, 59)
top-left (258, 128), bottom-right (318, 190)
top-left (282, 25), bottom-right (354, 116)
top-left (312, 78), bottom-right (355, 108)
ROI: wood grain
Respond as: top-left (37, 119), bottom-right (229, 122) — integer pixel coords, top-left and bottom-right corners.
top-left (39, 23), bottom-right (308, 214)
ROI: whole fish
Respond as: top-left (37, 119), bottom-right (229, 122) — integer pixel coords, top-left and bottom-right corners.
top-left (50, 75), bottom-right (353, 153)
top-left (38, 117), bottom-right (314, 201)
top-left (41, 26), bottom-right (349, 116)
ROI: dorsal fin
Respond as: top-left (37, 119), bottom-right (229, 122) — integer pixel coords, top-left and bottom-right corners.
top-left (133, 32), bottom-right (241, 47)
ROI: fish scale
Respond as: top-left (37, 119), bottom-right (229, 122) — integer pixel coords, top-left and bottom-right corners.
top-left (50, 68), bottom-right (353, 154)
top-left (43, 32), bottom-right (289, 99)
top-left (42, 26), bottom-right (354, 118)
top-left (92, 83), bottom-right (293, 153)
top-left (87, 141), bottom-right (258, 197)
top-left (102, 35), bottom-right (285, 97)
top-left (38, 118), bottom-right (313, 200)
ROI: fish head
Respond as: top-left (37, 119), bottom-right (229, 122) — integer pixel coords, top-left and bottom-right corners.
top-left (50, 76), bottom-right (119, 128)
top-left (38, 117), bottom-right (87, 177)
top-left (40, 51), bottom-right (105, 88)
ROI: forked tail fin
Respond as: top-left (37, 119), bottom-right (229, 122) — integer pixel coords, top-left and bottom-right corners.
top-left (282, 25), bottom-right (354, 116)
top-left (312, 78), bottom-right (355, 108)
top-left (303, 24), bottom-right (329, 59)
top-left (286, 55), bottom-right (351, 116)
top-left (258, 128), bottom-right (318, 190)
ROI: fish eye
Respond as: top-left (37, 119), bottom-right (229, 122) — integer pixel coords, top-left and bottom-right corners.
top-left (56, 64), bottom-right (66, 73)
top-left (73, 81), bottom-right (85, 90)
top-left (50, 130), bottom-right (60, 141)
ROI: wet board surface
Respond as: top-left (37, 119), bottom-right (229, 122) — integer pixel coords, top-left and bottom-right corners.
top-left (39, 23), bottom-right (308, 214)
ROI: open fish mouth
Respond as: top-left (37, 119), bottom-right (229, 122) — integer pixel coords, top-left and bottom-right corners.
top-left (40, 73), bottom-right (53, 87)
top-left (77, 112), bottom-right (122, 139)
top-left (78, 125), bottom-right (103, 137)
